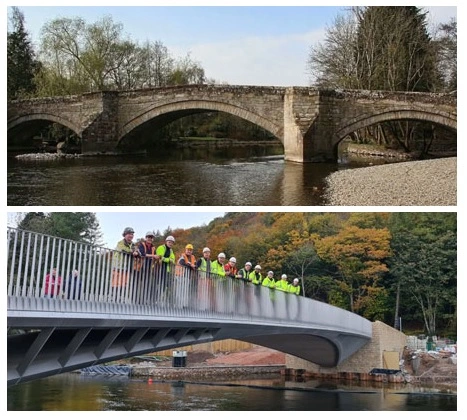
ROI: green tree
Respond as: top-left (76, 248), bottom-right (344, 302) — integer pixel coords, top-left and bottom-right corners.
top-left (387, 213), bottom-right (456, 336)
top-left (355, 6), bottom-right (437, 92)
top-left (39, 15), bottom-right (126, 92)
top-left (283, 241), bottom-right (320, 297)
top-left (308, 6), bottom-right (438, 91)
top-left (169, 53), bottom-right (206, 85)
top-left (18, 212), bottom-right (103, 245)
top-left (7, 6), bottom-right (39, 99)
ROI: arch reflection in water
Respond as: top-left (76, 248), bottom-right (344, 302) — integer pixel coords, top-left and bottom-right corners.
top-left (7, 147), bottom-right (340, 206)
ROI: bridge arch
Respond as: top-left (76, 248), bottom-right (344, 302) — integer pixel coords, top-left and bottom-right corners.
top-left (8, 113), bottom-right (82, 137)
top-left (331, 109), bottom-right (457, 157)
top-left (119, 99), bottom-right (283, 144)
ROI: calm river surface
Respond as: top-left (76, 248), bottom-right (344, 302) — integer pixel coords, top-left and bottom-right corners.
top-left (7, 146), bottom-right (396, 206)
top-left (7, 373), bottom-right (456, 411)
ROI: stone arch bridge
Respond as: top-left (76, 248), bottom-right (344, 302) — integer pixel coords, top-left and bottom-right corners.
top-left (7, 85), bottom-right (457, 162)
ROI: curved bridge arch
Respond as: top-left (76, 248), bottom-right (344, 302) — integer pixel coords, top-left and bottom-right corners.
top-left (332, 109), bottom-right (457, 153)
top-left (119, 99), bottom-right (283, 143)
top-left (8, 113), bottom-right (82, 137)
top-left (7, 296), bottom-right (371, 386)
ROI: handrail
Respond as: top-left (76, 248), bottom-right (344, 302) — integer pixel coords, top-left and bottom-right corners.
top-left (7, 227), bottom-right (372, 337)
top-left (6, 227), bottom-right (301, 312)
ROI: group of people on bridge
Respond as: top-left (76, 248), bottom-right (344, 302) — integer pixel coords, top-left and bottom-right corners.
top-left (40, 227), bottom-right (301, 306)
top-left (113, 227), bottom-right (302, 298)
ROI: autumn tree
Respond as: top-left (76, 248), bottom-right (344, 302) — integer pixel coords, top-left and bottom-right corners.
top-left (314, 225), bottom-right (391, 318)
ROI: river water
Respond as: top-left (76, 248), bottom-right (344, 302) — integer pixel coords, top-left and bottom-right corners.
top-left (7, 145), bottom-right (400, 206)
top-left (7, 373), bottom-right (456, 411)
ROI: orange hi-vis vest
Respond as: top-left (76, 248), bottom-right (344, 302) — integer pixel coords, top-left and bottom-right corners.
top-left (134, 241), bottom-right (155, 271)
top-left (175, 253), bottom-right (196, 276)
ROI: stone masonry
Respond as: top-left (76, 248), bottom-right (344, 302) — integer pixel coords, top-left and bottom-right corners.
top-left (285, 321), bottom-right (407, 374)
top-left (7, 85), bottom-right (457, 162)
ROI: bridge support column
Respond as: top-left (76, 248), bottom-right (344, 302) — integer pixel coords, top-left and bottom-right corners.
top-left (81, 92), bottom-right (120, 155)
top-left (284, 87), bottom-right (309, 163)
top-left (283, 88), bottom-right (337, 163)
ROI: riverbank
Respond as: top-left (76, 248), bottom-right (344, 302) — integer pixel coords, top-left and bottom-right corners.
top-left (324, 157), bottom-right (457, 206)
top-left (126, 347), bottom-right (456, 392)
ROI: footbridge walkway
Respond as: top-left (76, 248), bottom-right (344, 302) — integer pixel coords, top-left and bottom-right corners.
top-left (7, 227), bottom-right (372, 386)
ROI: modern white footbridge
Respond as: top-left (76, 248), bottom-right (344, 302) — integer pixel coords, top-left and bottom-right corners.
top-left (7, 227), bottom-right (372, 386)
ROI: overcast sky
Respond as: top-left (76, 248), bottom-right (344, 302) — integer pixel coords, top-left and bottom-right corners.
top-left (8, 2), bottom-right (458, 86)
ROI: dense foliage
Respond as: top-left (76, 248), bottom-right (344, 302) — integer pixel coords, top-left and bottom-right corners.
top-left (16, 212), bottom-right (103, 245)
top-left (308, 6), bottom-right (456, 93)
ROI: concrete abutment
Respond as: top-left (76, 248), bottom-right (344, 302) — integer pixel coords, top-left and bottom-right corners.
top-left (285, 321), bottom-right (407, 375)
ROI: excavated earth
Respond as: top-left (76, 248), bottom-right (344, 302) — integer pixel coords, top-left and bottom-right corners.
top-left (129, 346), bottom-right (456, 389)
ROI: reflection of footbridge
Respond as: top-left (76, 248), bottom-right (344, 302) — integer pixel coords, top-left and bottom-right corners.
top-left (7, 85), bottom-right (456, 162)
top-left (7, 227), bottom-right (372, 386)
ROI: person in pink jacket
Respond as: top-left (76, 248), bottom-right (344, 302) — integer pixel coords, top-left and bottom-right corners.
top-left (44, 267), bottom-right (62, 297)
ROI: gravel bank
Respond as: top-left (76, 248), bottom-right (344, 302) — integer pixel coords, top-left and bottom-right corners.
top-left (324, 157), bottom-right (457, 206)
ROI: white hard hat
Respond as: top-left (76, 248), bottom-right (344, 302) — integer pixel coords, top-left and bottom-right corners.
top-left (245, 262), bottom-right (252, 266)
top-left (165, 235), bottom-right (175, 242)
top-left (218, 252), bottom-right (226, 258)
top-left (229, 257), bottom-right (237, 263)
top-left (255, 264), bottom-right (261, 270)
top-left (268, 271), bottom-right (274, 275)
top-left (281, 274), bottom-right (287, 279)
top-left (293, 278), bottom-right (299, 283)
top-left (203, 247), bottom-right (211, 253)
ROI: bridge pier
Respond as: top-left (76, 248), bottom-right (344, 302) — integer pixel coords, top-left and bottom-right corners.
top-left (283, 87), bottom-right (336, 163)
top-left (80, 91), bottom-right (121, 155)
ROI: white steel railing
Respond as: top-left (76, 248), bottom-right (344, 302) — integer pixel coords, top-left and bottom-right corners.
top-left (6, 227), bottom-right (302, 317)
top-left (7, 227), bottom-right (235, 307)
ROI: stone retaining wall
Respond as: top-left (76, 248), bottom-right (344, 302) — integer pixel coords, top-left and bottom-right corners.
top-left (131, 365), bottom-right (283, 380)
top-left (285, 321), bottom-right (406, 374)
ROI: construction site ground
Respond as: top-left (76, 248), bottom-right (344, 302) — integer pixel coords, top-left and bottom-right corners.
top-left (135, 345), bottom-right (456, 388)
